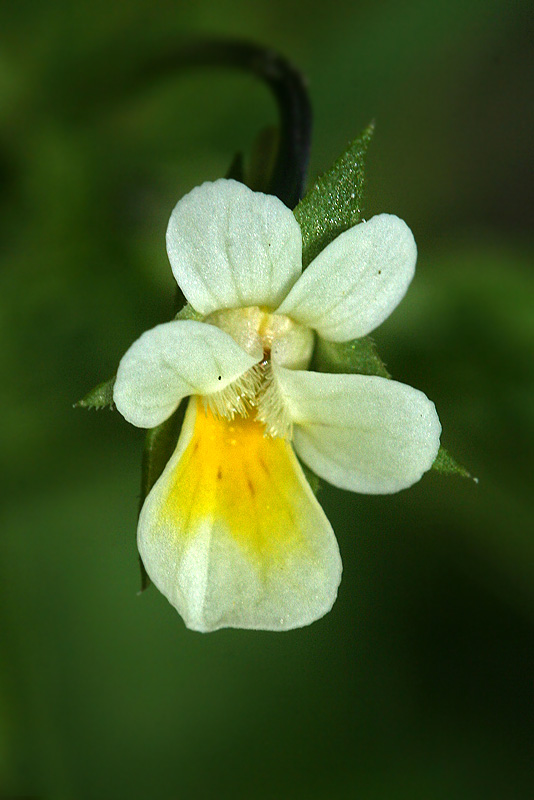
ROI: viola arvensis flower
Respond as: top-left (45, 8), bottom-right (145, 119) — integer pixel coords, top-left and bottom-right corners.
top-left (113, 179), bottom-right (441, 632)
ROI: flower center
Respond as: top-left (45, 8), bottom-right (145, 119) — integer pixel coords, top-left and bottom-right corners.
top-left (205, 306), bottom-right (314, 369)
top-left (204, 306), bottom-right (315, 438)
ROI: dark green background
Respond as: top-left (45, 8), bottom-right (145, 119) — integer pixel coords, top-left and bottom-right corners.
top-left (1, 1), bottom-right (532, 798)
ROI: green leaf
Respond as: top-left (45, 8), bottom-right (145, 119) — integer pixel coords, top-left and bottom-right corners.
top-left (294, 122), bottom-right (374, 268)
top-left (138, 402), bottom-right (187, 591)
top-left (74, 376), bottom-right (116, 409)
top-left (432, 446), bottom-right (473, 479)
top-left (313, 335), bottom-right (390, 378)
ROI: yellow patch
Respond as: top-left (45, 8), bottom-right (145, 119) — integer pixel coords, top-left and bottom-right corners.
top-left (161, 401), bottom-right (309, 558)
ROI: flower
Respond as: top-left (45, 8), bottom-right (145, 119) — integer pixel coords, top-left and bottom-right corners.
top-left (113, 179), bottom-right (441, 632)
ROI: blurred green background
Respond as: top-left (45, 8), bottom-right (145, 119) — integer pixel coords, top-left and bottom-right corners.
top-left (1, 0), bottom-right (533, 797)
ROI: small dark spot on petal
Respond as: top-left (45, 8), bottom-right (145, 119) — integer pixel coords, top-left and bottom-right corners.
top-left (193, 441), bottom-right (199, 453)
top-left (217, 467), bottom-right (222, 480)
top-left (247, 478), bottom-right (255, 496)
top-left (259, 457), bottom-right (269, 475)
top-left (218, 375), bottom-right (222, 380)
top-left (378, 270), bottom-right (382, 274)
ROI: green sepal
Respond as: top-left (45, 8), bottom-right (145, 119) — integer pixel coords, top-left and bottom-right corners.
top-left (74, 376), bottom-right (116, 410)
top-left (432, 446), bottom-right (473, 479)
top-left (225, 128), bottom-right (280, 196)
top-left (294, 122), bottom-right (375, 268)
top-left (174, 303), bottom-right (203, 322)
top-left (226, 151), bottom-right (245, 182)
top-left (299, 459), bottom-right (321, 496)
top-left (137, 554), bottom-right (151, 593)
top-left (247, 126), bottom-right (280, 194)
top-left (313, 335), bottom-right (390, 378)
top-left (138, 401), bottom-right (187, 591)
top-left (140, 405), bottom-right (186, 504)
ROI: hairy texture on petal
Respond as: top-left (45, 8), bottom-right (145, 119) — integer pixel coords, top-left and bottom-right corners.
top-left (166, 179), bottom-right (302, 316)
top-left (114, 320), bottom-right (261, 429)
top-left (275, 367), bottom-right (441, 494)
top-left (277, 214), bottom-right (416, 341)
top-left (138, 398), bottom-right (342, 632)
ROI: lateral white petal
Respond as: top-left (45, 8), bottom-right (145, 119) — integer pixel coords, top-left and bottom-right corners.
top-left (138, 398), bottom-right (342, 632)
top-left (166, 179), bottom-right (302, 315)
top-left (277, 214), bottom-right (416, 341)
top-left (275, 367), bottom-right (441, 494)
top-left (113, 320), bottom-right (260, 429)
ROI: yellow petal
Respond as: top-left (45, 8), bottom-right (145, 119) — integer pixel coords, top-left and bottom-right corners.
top-left (138, 397), bottom-right (342, 632)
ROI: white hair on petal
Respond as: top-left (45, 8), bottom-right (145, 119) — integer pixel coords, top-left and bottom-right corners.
top-left (204, 364), bottom-right (264, 420)
top-left (256, 364), bottom-right (293, 440)
top-left (204, 361), bottom-right (292, 440)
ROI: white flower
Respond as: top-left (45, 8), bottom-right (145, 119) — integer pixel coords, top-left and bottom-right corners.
top-left (114, 179), bottom-right (441, 633)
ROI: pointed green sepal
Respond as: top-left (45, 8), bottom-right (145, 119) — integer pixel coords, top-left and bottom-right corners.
top-left (432, 446), bottom-right (474, 480)
top-left (137, 555), bottom-right (151, 593)
top-left (174, 303), bottom-right (204, 322)
top-left (313, 335), bottom-right (390, 378)
top-left (294, 122), bottom-right (375, 268)
top-left (247, 126), bottom-right (280, 194)
top-left (226, 151), bottom-right (245, 182)
top-left (138, 402), bottom-right (187, 591)
top-left (74, 376), bottom-right (116, 410)
top-left (140, 406), bottom-right (186, 506)
top-left (299, 459), bottom-right (321, 496)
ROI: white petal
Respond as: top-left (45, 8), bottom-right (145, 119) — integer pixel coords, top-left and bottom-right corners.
top-left (166, 179), bottom-right (302, 315)
top-left (138, 398), bottom-right (342, 632)
top-left (113, 320), bottom-right (260, 428)
top-left (277, 214), bottom-right (416, 341)
top-left (275, 367), bottom-right (441, 494)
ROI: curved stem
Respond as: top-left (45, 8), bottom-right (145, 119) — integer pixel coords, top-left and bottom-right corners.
top-left (148, 41), bottom-right (312, 208)
top-left (64, 39), bottom-right (312, 208)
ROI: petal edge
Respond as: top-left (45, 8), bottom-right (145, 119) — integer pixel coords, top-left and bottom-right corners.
top-left (276, 367), bottom-right (441, 494)
top-left (166, 179), bottom-right (303, 315)
top-left (114, 320), bottom-right (260, 428)
top-left (277, 214), bottom-right (416, 341)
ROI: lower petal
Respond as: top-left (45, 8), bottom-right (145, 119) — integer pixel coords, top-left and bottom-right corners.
top-left (138, 397), bottom-right (342, 632)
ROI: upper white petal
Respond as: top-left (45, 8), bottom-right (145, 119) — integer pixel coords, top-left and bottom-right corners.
top-left (138, 398), bottom-right (342, 632)
top-left (113, 320), bottom-right (260, 428)
top-left (277, 214), bottom-right (417, 341)
top-left (275, 367), bottom-right (441, 494)
top-left (166, 179), bottom-right (303, 315)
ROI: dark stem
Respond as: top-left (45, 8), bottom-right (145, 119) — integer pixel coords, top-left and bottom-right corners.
top-left (148, 41), bottom-right (312, 207)
top-left (62, 39), bottom-right (313, 208)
